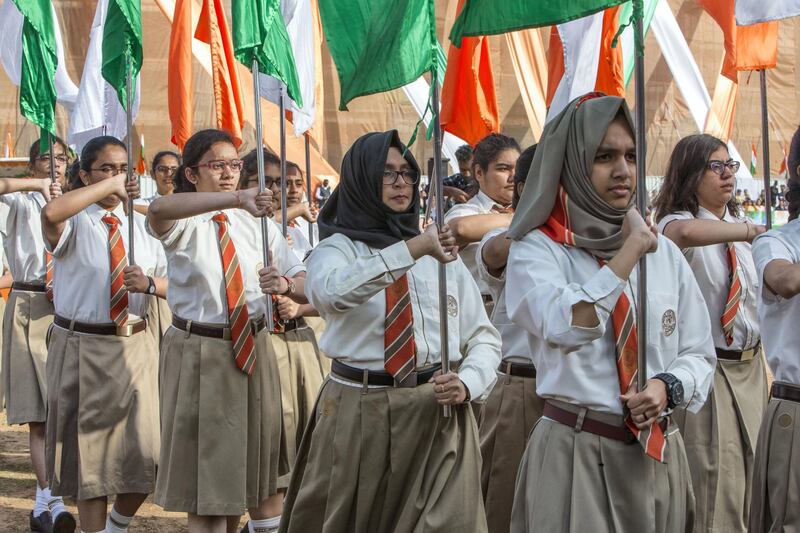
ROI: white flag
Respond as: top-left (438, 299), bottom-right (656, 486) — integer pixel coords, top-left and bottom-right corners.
top-left (259, 0), bottom-right (316, 136)
top-left (736, 0), bottom-right (800, 25)
top-left (68, 0), bottom-right (140, 154)
top-left (0, 0), bottom-right (78, 111)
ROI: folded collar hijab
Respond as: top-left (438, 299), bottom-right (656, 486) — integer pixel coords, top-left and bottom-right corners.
top-left (507, 93), bottom-right (635, 259)
top-left (318, 130), bottom-right (421, 249)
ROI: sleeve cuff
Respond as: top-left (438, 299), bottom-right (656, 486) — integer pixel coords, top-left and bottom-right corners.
top-left (458, 366), bottom-right (496, 402)
top-left (379, 240), bottom-right (416, 279)
top-left (147, 218), bottom-right (185, 248)
top-left (668, 367), bottom-right (697, 411)
top-left (580, 265), bottom-right (626, 311)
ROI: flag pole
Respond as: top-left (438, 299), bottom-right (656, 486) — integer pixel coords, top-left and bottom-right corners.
top-left (304, 133), bottom-right (314, 247)
top-left (279, 87), bottom-right (288, 238)
top-left (431, 71), bottom-right (451, 418)
top-left (47, 132), bottom-right (56, 185)
top-left (125, 56), bottom-right (136, 265)
top-left (633, 0), bottom-right (648, 393)
top-left (252, 59), bottom-right (275, 328)
top-left (760, 69), bottom-right (772, 229)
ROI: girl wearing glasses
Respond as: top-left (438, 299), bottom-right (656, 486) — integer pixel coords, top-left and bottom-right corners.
top-left (147, 129), bottom-right (307, 533)
top-left (654, 133), bottom-right (768, 533)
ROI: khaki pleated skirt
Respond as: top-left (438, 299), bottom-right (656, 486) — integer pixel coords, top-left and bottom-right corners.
top-left (279, 378), bottom-right (488, 533)
top-left (145, 294), bottom-right (173, 352)
top-left (672, 353), bottom-right (768, 532)
top-left (45, 324), bottom-right (160, 500)
top-left (0, 295), bottom-right (6, 412)
top-left (303, 317), bottom-right (330, 375)
top-left (272, 326), bottom-right (326, 488)
top-left (2, 290), bottom-right (53, 424)
top-left (749, 395), bottom-right (800, 533)
top-left (155, 326), bottom-right (284, 516)
top-left (510, 417), bottom-right (695, 533)
top-left (478, 371), bottom-right (544, 533)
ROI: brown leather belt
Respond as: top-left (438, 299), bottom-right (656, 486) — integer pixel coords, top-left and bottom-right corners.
top-left (716, 341), bottom-right (760, 361)
top-left (281, 317), bottom-right (306, 333)
top-left (498, 361), bottom-right (536, 379)
top-left (12, 282), bottom-right (46, 293)
top-left (544, 401), bottom-right (635, 443)
top-left (54, 314), bottom-right (147, 337)
top-left (172, 315), bottom-right (267, 340)
top-left (332, 359), bottom-right (441, 388)
top-left (771, 381), bottom-right (800, 403)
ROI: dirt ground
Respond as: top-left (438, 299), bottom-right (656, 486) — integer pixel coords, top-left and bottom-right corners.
top-left (0, 412), bottom-right (249, 532)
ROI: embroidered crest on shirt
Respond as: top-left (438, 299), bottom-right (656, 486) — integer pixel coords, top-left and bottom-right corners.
top-left (662, 309), bottom-right (676, 337)
top-left (447, 295), bottom-right (458, 317)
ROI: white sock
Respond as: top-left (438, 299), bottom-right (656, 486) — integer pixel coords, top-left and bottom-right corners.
top-left (249, 516), bottom-right (281, 533)
top-left (105, 508), bottom-right (132, 533)
top-left (46, 487), bottom-right (67, 519)
top-left (33, 485), bottom-right (49, 517)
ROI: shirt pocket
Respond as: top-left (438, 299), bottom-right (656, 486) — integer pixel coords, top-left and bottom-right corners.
top-left (646, 291), bottom-right (680, 356)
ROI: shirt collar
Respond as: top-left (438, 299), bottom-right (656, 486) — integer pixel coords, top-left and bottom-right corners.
top-left (200, 208), bottom-right (235, 224)
top-left (471, 190), bottom-right (498, 211)
top-left (697, 205), bottom-right (737, 223)
top-left (88, 202), bottom-right (126, 226)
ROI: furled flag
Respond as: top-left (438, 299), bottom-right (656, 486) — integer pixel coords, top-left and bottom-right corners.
top-left (258, 0), bottom-right (316, 136)
top-left (102, 0), bottom-right (143, 111)
top-left (168, 0), bottom-right (193, 150)
top-left (233, 0), bottom-right (302, 106)
top-left (450, 0), bottom-right (627, 45)
top-left (736, 0), bottom-right (800, 25)
top-left (440, 0), bottom-right (499, 146)
top-left (318, 0), bottom-right (435, 110)
top-left (68, 0), bottom-right (141, 153)
top-left (750, 142), bottom-right (758, 175)
top-left (0, 0), bottom-right (78, 137)
top-left (136, 134), bottom-right (146, 175)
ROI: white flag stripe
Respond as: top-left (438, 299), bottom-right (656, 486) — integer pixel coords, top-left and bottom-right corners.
top-left (736, 0), bottom-right (800, 25)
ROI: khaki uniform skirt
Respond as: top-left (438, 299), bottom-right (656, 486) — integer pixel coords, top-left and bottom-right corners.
top-left (280, 378), bottom-right (488, 533)
top-left (510, 416), bottom-right (695, 533)
top-left (155, 326), bottom-right (284, 516)
top-left (45, 323), bottom-right (160, 500)
top-left (478, 371), bottom-right (544, 533)
top-left (303, 316), bottom-right (330, 375)
top-left (272, 325), bottom-right (326, 488)
top-left (3, 290), bottom-right (54, 424)
top-left (672, 353), bottom-right (768, 532)
top-left (145, 294), bottom-right (172, 352)
top-left (749, 395), bottom-right (800, 533)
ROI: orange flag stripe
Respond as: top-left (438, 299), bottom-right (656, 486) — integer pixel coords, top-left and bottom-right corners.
top-left (167, 0), bottom-right (194, 150)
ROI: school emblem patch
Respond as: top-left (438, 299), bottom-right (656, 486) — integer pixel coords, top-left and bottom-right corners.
top-left (662, 309), bottom-right (676, 337)
top-left (447, 295), bottom-right (458, 317)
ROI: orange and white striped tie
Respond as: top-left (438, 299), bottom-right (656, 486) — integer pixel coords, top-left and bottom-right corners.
top-left (384, 274), bottom-right (416, 382)
top-left (102, 215), bottom-right (129, 327)
top-left (44, 251), bottom-right (54, 302)
top-left (721, 243), bottom-right (741, 346)
top-left (213, 213), bottom-right (256, 375)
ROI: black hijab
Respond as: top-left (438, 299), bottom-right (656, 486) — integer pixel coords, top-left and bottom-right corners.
top-left (318, 130), bottom-right (421, 248)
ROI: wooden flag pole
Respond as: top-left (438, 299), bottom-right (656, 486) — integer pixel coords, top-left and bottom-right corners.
top-left (252, 59), bottom-right (275, 328)
top-left (279, 87), bottom-right (288, 238)
top-left (125, 57), bottom-right (136, 265)
top-left (633, 0), bottom-right (648, 393)
top-left (305, 133), bottom-right (314, 247)
top-left (760, 70), bottom-right (773, 229)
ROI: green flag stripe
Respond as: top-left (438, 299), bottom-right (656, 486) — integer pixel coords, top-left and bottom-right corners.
top-left (620, 0), bottom-right (658, 85)
top-left (102, 0), bottom-right (143, 111)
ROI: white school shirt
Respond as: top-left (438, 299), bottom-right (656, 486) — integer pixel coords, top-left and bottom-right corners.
top-left (48, 203), bottom-right (165, 323)
top-left (475, 227), bottom-right (532, 364)
top-left (134, 192), bottom-right (162, 206)
top-left (150, 209), bottom-right (304, 324)
top-left (659, 207), bottom-right (760, 350)
top-left (305, 233), bottom-right (503, 400)
top-left (752, 219), bottom-right (800, 385)
top-left (444, 190), bottom-right (500, 296)
top-left (286, 224), bottom-right (313, 261)
top-left (0, 192), bottom-right (49, 282)
top-left (506, 231), bottom-right (716, 415)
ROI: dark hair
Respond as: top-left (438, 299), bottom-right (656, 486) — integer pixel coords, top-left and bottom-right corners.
top-left (471, 133), bottom-right (521, 173)
top-left (66, 160), bottom-right (83, 190)
top-left (787, 124), bottom-right (800, 220)
top-left (512, 144), bottom-right (537, 209)
top-left (151, 150), bottom-right (181, 174)
top-left (455, 144), bottom-right (473, 165)
top-left (286, 161), bottom-right (302, 176)
top-left (29, 135), bottom-right (68, 164)
top-left (79, 136), bottom-right (126, 173)
top-left (239, 148), bottom-right (281, 189)
top-left (175, 129), bottom-right (236, 193)
top-left (654, 134), bottom-right (738, 222)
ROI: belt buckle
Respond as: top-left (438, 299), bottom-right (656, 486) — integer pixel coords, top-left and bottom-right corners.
top-left (116, 324), bottom-right (133, 337)
top-left (394, 371), bottom-right (418, 388)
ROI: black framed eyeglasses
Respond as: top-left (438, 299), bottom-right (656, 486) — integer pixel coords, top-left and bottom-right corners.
top-left (707, 159), bottom-right (740, 175)
top-left (382, 170), bottom-right (419, 185)
top-left (37, 154), bottom-right (69, 164)
top-left (156, 165), bottom-right (179, 175)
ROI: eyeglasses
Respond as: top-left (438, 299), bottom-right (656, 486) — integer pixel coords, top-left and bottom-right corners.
top-left (382, 170), bottom-right (419, 185)
top-left (36, 154), bottom-right (68, 165)
top-left (156, 165), bottom-right (179, 175)
top-left (707, 159), bottom-right (740, 175)
top-left (191, 159), bottom-right (243, 173)
top-left (90, 165), bottom-right (128, 176)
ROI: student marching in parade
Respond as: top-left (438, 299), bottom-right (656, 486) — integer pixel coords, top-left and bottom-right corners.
top-left (0, 137), bottom-right (76, 533)
top-left (654, 134), bottom-right (768, 533)
top-left (41, 136), bottom-right (166, 533)
top-left (147, 129), bottom-right (307, 533)
top-left (506, 94), bottom-right (715, 533)
top-left (279, 130), bottom-right (502, 533)
top-left (444, 133), bottom-right (520, 313)
top-left (474, 143), bottom-right (544, 533)
top-left (134, 150), bottom-right (180, 211)
top-left (749, 128), bottom-right (800, 533)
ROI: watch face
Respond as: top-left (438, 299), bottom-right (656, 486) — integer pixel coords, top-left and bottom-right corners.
top-left (673, 381), bottom-right (684, 406)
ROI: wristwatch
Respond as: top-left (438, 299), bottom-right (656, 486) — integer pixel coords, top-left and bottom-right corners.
top-left (146, 276), bottom-right (156, 295)
top-left (653, 373), bottom-right (684, 409)
top-left (281, 275), bottom-right (296, 296)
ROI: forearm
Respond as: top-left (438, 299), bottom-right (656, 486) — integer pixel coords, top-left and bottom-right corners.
top-left (662, 219), bottom-right (748, 248)
top-left (153, 276), bottom-right (168, 299)
top-left (0, 177), bottom-right (46, 195)
top-left (148, 191), bottom-right (239, 233)
top-left (449, 214), bottom-right (513, 245)
top-left (606, 236), bottom-right (647, 281)
top-left (481, 233), bottom-right (511, 276)
top-left (287, 275), bottom-right (308, 304)
top-left (296, 303), bottom-right (318, 317)
top-left (132, 203), bottom-right (149, 216)
top-left (763, 260), bottom-right (800, 299)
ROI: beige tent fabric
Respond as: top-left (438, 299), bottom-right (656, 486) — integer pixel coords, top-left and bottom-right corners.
top-left (505, 30), bottom-right (548, 141)
top-left (0, 0), bottom-right (798, 178)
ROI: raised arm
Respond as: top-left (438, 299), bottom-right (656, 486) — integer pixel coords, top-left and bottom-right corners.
top-left (447, 213), bottom-right (513, 246)
top-left (0, 177), bottom-right (51, 197)
top-left (762, 260), bottom-right (800, 299)
top-left (661, 218), bottom-right (765, 248)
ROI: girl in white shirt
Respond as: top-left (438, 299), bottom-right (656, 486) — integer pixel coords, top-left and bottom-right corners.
top-left (147, 129), bottom-right (307, 533)
top-left (654, 134), bottom-right (768, 533)
top-left (279, 130), bottom-right (502, 533)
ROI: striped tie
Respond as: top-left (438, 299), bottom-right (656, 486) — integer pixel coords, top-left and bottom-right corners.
top-left (213, 213), bottom-right (256, 375)
top-left (102, 215), bottom-right (129, 327)
top-left (611, 290), bottom-right (668, 462)
top-left (384, 274), bottom-right (416, 382)
top-left (721, 243), bottom-right (741, 347)
top-left (44, 251), bottom-right (54, 302)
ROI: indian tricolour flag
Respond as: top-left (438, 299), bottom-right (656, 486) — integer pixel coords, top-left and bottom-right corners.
top-left (750, 143), bottom-right (758, 175)
top-left (736, 0), bottom-right (800, 24)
